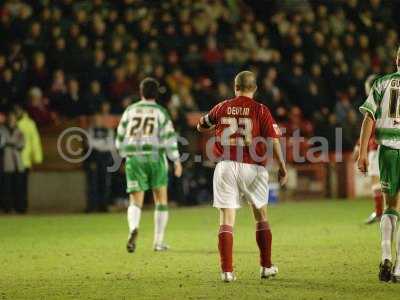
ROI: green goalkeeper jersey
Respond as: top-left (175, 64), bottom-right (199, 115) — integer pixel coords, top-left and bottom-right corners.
top-left (115, 99), bottom-right (180, 160)
top-left (360, 71), bottom-right (400, 149)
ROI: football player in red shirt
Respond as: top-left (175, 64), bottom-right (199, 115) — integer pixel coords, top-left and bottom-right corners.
top-left (197, 71), bottom-right (288, 282)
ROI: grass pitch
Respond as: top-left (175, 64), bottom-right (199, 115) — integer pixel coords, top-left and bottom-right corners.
top-left (1, 199), bottom-right (399, 299)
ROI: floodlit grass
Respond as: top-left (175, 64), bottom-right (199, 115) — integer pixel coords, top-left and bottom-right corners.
top-left (1, 199), bottom-right (398, 299)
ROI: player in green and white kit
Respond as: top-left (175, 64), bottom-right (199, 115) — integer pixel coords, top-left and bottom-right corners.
top-left (358, 46), bottom-right (400, 282)
top-left (115, 78), bottom-right (182, 252)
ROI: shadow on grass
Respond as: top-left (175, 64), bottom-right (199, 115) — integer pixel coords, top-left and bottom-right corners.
top-left (170, 249), bottom-right (257, 255)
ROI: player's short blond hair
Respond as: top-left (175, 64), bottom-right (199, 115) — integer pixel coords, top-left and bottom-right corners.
top-left (234, 71), bottom-right (257, 92)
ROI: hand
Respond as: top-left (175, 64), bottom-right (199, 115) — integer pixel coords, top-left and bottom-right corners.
top-left (197, 123), bottom-right (215, 133)
top-left (278, 167), bottom-right (288, 187)
top-left (174, 160), bottom-right (183, 178)
top-left (357, 153), bottom-right (368, 174)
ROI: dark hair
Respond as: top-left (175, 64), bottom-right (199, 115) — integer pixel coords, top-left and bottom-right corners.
top-left (140, 77), bottom-right (159, 99)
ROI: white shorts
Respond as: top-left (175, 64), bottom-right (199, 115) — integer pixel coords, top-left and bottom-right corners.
top-left (368, 150), bottom-right (379, 177)
top-left (213, 160), bottom-right (269, 209)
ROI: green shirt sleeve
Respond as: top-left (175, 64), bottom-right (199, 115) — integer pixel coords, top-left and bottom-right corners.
top-left (359, 81), bottom-right (382, 120)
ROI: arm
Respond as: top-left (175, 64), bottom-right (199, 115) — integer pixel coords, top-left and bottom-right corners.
top-left (173, 159), bottom-right (183, 178)
top-left (261, 105), bottom-right (287, 186)
top-left (352, 144), bottom-right (360, 161)
top-left (5, 131), bottom-right (25, 150)
top-left (160, 112), bottom-right (182, 178)
top-left (357, 113), bottom-right (374, 174)
top-left (197, 103), bottom-right (223, 133)
top-left (357, 78), bottom-right (380, 173)
top-left (197, 115), bottom-right (215, 133)
top-left (272, 138), bottom-right (288, 186)
top-left (10, 130), bottom-right (25, 151)
top-left (31, 122), bottom-right (43, 164)
top-left (115, 110), bottom-right (128, 154)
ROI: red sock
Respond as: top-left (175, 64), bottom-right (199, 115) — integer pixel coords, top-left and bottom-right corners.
top-left (218, 225), bottom-right (233, 272)
top-left (374, 189), bottom-right (383, 217)
top-left (256, 221), bottom-right (272, 268)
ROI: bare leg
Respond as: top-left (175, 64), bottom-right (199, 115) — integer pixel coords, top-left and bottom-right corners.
top-left (220, 208), bottom-right (236, 226)
top-left (371, 176), bottom-right (383, 218)
top-left (153, 186), bottom-right (168, 205)
top-left (251, 204), bottom-right (267, 222)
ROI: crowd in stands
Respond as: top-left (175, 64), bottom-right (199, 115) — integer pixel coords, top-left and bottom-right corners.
top-left (1, 0), bottom-right (399, 212)
top-left (1, 0), bottom-right (399, 149)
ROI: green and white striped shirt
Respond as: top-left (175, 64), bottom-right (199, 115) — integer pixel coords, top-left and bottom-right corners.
top-left (360, 71), bottom-right (400, 149)
top-left (115, 99), bottom-right (180, 160)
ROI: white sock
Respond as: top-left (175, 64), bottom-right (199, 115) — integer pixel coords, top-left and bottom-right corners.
top-left (380, 213), bottom-right (398, 263)
top-left (127, 204), bottom-right (141, 233)
top-left (396, 225), bottom-right (400, 274)
top-left (154, 204), bottom-right (169, 245)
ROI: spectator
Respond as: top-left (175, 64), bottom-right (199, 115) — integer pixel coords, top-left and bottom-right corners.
top-left (26, 51), bottom-right (48, 90)
top-left (73, 35), bottom-right (92, 83)
top-left (98, 101), bottom-right (116, 132)
top-left (124, 52), bottom-right (139, 93)
top-left (64, 78), bottom-right (82, 117)
top-left (49, 37), bottom-right (68, 70)
top-left (26, 87), bottom-right (53, 126)
top-left (24, 21), bottom-right (44, 54)
top-left (258, 67), bottom-right (286, 110)
top-left (0, 68), bottom-right (18, 105)
top-left (281, 106), bottom-right (314, 162)
top-left (83, 80), bottom-right (105, 115)
top-left (342, 109), bottom-right (360, 151)
top-left (153, 64), bottom-right (171, 104)
top-left (50, 69), bottom-right (67, 95)
top-left (84, 112), bottom-right (115, 212)
top-left (216, 82), bottom-right (232, 100)
top-left (13, 104), bottom-right (43, 213)
top-left (0, 54), bottom-right (6, 73)
top-left (183, 44), bottom-right (202, 77)
top-left (203, 38), bottom-right (224, 66)
top-left (90, 49), bottom-right (109, 85)
top-left (109, 66), bottom-right (132, 106)
top-left (0, 111), bottom-right (25, 213)
top-left (0, 0), bottom-right (398, 143)
top-left (335, 93), bottom-right (354, 124)
top-left (166, 68), bottom-right (192, 94)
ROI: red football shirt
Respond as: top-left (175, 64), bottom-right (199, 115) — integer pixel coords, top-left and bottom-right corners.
top-left (204, 96), bottom-right (280, 166)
